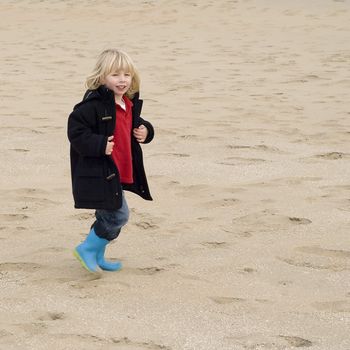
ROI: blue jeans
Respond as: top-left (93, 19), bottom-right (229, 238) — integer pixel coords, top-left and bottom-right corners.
top-left (92, 191), bottom-right (129, 241)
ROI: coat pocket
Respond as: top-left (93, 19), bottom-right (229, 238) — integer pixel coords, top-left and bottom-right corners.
top-left (73, 158), bottom-right (106, 202)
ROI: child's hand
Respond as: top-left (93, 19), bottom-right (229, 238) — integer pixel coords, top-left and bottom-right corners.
top-left (105, 135), bottom-right (114, 155)
top-left (133, 125), bottom-right (148, 143)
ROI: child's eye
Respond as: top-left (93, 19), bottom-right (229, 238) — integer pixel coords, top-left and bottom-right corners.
top-left (125, 73), bottom-right (131, 77)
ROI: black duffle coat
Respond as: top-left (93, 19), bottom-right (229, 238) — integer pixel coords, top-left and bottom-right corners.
top-left (67, 86), bottom-right (154, 210)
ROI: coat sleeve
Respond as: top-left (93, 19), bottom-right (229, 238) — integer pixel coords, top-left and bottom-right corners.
top-left (67, 107), bottom-right (107, 157)
top-left (131, 96), bottom-right (154, 144)
top-left (138, 117), bottom-right (154, 144)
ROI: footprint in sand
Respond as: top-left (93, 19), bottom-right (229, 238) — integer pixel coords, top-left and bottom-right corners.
top-left (289, 217), bottom-right (312, 225)
top-left (131, 210), bottom-right (164, 230)
top-left (37, 125), bottom-right (64, 131)
top-left (9, 148), bottom-right (30, 152)
top-left (201, 241), bottom-right (228, 248)
top-left (34, 246), bottom-right (66, 254)
top-left (0, 213), bottom-right (29, 222)
top-left (229, 333), bottom-right (313, 349)
top-left (272, 177), bottom-right (322, 186)
top-left (228, 144), bottom-right (284, 154)
top-left (277, 257), bottom-right (344, 271)
top-left (218, 156), bottom-right (267, 166)
top-left (70, 212), bottom-right (95, 220)
top-left (201, 197), bottom-right (239, 209)
top-left (2, 126), bottom-right (44, 135)
top-left (277, 246), bottom-right (350, 272)
top-left (134, 221), bottom-right (159, 230)
top-left (10, 188), bottom-right (48, 196)
top-left (0, 262), bottom-right (42, 273)
top-left (196, 216), bottom-right (213, 222)
top-left (37, 312), bottom-right (66, 321)
top-left (48, 334), bottom-right (172, 349)
top-left (18, 196), bottom-right (60, 210)
top-left (278, 280), bottom-right (293, 286)
top-left (233, 210), bottom-right (312, 233)
top-left (131, 267), bottom-right (165, 276)
top-left (295, 246), bottom-right (350, 259)
top-left (279, 335), bottom-right (313, 347)
top-left (49, 333), bottom-right (110, 346)
top-left (178, 134), bottom-right (200, 141)
top-left (111, 337), bottom-right (172, 350)
top-left (316, 152), bottom-right (348, 160)
top-left (1, 188), bottom-right (59, 210)
top-left (240, 267), bottom-right (257, 274)
top-left (210, 296), bottom-right (245, 304)
top-left (311, 300), bottom-right (350, 312)
top-left (14, 322), bottom-right (48, 335)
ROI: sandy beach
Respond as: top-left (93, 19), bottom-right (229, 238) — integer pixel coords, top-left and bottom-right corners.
top-left (0, 0), bottom-right (350, 349)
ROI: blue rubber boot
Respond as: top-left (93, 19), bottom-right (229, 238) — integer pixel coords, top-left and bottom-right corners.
top-left (97, 243), bottom-right (123, 272)
top-left (74, 228), bottom-right (107, 273)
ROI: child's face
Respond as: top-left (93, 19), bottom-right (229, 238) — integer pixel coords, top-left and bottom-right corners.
top-left (102, 70), bottom-right (132, 99)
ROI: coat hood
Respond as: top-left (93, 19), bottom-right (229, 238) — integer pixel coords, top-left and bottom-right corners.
top-left (73, 85), bottom-right (140, 111)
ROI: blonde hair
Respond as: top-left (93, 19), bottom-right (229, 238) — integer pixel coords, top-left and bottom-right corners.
top-left (86, 49), bottom-right (140, 99)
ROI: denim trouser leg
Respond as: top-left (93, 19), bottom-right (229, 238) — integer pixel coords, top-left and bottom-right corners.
top-left (92, 192), bottom-right (129, 241)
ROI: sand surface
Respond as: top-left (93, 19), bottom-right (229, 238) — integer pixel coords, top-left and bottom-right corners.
top-left (0, 0), bottom-right (350, 349)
